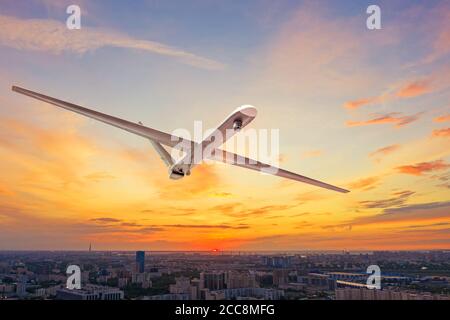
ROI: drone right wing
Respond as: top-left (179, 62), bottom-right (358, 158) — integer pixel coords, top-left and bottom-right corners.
top-left (12, 86), bottom-right (196, 152)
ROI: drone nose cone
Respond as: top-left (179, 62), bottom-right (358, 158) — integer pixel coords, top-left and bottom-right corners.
top-left (237, 105), bottom-right (257, 118)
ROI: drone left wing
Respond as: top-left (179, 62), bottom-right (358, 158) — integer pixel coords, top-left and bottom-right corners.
top-left (210, 148), bottom-right (349, 193)
top-left (12, 86), bottom-right (196, 151)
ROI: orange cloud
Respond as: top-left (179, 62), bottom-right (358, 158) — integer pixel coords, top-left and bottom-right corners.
top-left (344, 97), bottom-right (381, 110)
top-left (346, 113), bottom-right (422, 128)
top-left (396, 160), bottom-right (450, 176)
top-left (434, 114), bottom-right (450, 122)
top-left (432, 127), bottom-right (450, 137)
top-left (347, 176), bottom-right (380, 191)
top-left (344, 78), bottom-right (434, 110)
top-left (395, 80), bottom-right (431, 98)
top-left (369, 144), bottom-right (401, 162)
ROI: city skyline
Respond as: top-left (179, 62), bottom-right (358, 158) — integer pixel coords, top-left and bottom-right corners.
top-left (0, 0), bottom-right (449, 251)
top-left (1, 250), bottom-right (449, 300)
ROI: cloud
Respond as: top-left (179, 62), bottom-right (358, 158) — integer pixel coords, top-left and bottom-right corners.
top-left (343, 79), bottom-right (431, 110)
top-left (396, 159), bottom-right (449, 176)
top-left (211, 202), bottom-right (242, 214)
top-left (431, 127), bottom-right (450, 137)
top-left (358, 190), bottom-right (415, 209)
top-left (346, 112), bottom-right (422, 128)
top-left (211, 202), bottom-right (299, 218)
top-left (0, 15), bottom-right (224, 70)
top-left (344, 97), bottom-right (382, 110)
top-left (120, 222), bottom-right (143, 227)
top-left (347, 176), bottom-right (381, 191)
top-left (369, 144), bottom-right (401, 162)
top-left (321, 223), bottom-right (352, 232)
top-left (163, 224), bottom-right (249, 230)
top-left (398, 227), bottom-right (450, 235)
top-left (90, 217), bottom-right (122, 223)
top-left (345, 201), bottom-right (450, 227)
top-left (395, 80), bottom-right (432, 98)
top-left (239, 204), bottom-right (298, 217)
top-left (383, 201), bottom-right (450, 215)
top-left (434, 114), bottom-right (450, 122)
top-left (404, 222), bottom-right (450, 229)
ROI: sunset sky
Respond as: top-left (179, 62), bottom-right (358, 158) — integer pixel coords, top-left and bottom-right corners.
top-left (0, 0), bottom-right (449, 251)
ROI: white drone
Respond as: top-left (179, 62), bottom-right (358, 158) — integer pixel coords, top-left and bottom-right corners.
top-left (12, 86), bottom-right (349, 193)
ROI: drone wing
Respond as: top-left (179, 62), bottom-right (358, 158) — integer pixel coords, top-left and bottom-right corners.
top-left (210, 148), bottom-right (349, 193)
top-left (12, 86), bottom-right (195, 151)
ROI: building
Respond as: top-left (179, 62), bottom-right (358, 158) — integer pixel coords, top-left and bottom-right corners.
top-left (200, 272), bottom-right (226, 291)
top-left (144, 293), bottom-right (190, 300)
top-left (297, 273), bottom-right (336, 291)
top-left (273, 269), bottom-right (290, 286)
top-left (170, 277), bottom-right (191, 294)
top-left (335, 288), bottom-right (450, 300)
top-left (131, 272), bottom-right (152, 288)
top-left (205, 288), bottom-right (284, 300)
top-left (326, 272), bottom-right (368, 282)
top-left (226, 271), bottom-right (257, 289)
top-left (34, 288), bottom-right (47, 298)
top-left (15, 280), bottom-right (27, 297)
top-left (56, 285), bottom-right (124, 300)
top-left (190, 278), bottom-right (202, 300)
top-left (136, 251), bottom-right (145, 273)
top-left (0, 283), bottom-right (15, 295)
top-left (263, 256), bottom-right (292, 268)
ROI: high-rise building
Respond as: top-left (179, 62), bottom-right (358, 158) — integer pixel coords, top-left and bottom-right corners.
top-left (226, 271), bottom-right (257, 289)
top-left (136, 251), bottom-right (145, 273)
top-left (273, 269), bottom-right (290, 286)
top-left (200, 272), bottom-right (226, 290)
top-left (263, 256), bottom-right (293, 268)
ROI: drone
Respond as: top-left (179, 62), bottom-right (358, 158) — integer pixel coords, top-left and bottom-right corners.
top-left (12, 86), bottom-right (349, 193)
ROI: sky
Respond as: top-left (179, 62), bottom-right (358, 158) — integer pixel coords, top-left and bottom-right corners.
top-left (0, 0), bottom-right (449, 251)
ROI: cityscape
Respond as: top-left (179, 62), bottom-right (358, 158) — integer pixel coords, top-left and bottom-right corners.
top-left (0, 0), bottom-right (449, 310)
top-left (1, 249), bottom-right (449, 300)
